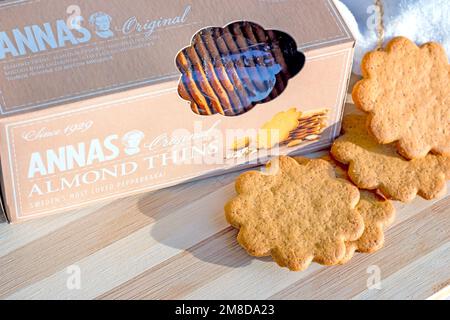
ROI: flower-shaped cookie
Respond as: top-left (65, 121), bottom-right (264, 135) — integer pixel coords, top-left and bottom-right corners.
top-left (341, 191), bottom-right (395, 263)
top-left (256, 108), bottom-right (301, 149)
top-left (331, 114), bottom-right (450, 202)
top-left (353, 37), bottom-right (450, 159)
top-left (225, 156), bottom-right (364, 271)
top-left (296, 156), bottom-right (395, 264)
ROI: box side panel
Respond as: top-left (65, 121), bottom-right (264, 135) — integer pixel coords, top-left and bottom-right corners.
top-left (0, 41), bottom-right (354, 222)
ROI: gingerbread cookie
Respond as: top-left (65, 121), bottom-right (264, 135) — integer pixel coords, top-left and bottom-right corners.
top-left (256, 108), bottom-right (301, 149)
top-left (353, 37), bottom-right (450, 159)
top-left (331, 114), bottom-right (450, 202)
top-left (193, 32), bottom-right (243, 114)
top-left (231, 108), bottom-right (329, 151)
top-left (341, 190), bottom-right (395, 263)
top-left (296, 156), bottom-right (395, 264)
top-left (201, 28), bottom-right (251, 113)
top-left (225, 156), bottom-right (364, 271)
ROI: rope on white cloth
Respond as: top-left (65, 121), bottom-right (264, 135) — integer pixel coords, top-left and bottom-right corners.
top-left (334, 0), bottom-right (450, 74)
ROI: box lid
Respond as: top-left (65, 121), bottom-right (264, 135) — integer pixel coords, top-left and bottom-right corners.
top-left (0, 0), bottom-right (353, 117)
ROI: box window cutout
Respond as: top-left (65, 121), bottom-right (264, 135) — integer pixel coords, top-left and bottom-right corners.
top-left (176, 21), bottom-right (305, 116)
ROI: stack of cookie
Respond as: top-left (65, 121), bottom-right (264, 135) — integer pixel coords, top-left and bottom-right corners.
top-left (225, 37), bottom-right (449, 271)
top-left (176, 21), bottom-right (305, 117)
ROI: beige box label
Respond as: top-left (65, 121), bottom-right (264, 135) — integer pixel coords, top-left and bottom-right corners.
top-left (1, 48), bottom-right (353, 220)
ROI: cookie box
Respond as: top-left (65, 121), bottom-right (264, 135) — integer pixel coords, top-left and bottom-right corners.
top-left (0, 0), bottom-right (354, 222)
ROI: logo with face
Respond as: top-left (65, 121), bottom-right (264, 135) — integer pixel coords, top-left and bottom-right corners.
top-left (122, 130), bottom-right (145, 156)
top-left (89, 12), bottom-right (114, 39)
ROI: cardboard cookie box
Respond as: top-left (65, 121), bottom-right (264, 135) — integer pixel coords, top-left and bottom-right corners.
top-left (0, 0), bottom-right (354, 223)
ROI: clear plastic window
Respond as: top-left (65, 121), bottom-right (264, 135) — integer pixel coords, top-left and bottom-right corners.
top-left (176, 21), bottom-right (305, 116)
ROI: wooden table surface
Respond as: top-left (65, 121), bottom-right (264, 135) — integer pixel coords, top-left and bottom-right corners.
top-left (0, 89), bottom-right (449, 300)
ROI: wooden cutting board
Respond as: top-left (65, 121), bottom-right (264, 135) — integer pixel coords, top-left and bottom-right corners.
top-left (0, 77), bottom-right (449, 300)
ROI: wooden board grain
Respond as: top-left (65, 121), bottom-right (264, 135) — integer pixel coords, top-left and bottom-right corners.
top-left (0, 78), bottom-right (449, 300)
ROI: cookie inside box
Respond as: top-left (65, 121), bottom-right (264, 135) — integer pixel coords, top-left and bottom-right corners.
top-left (176, 21), bottom-right (306, 117)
